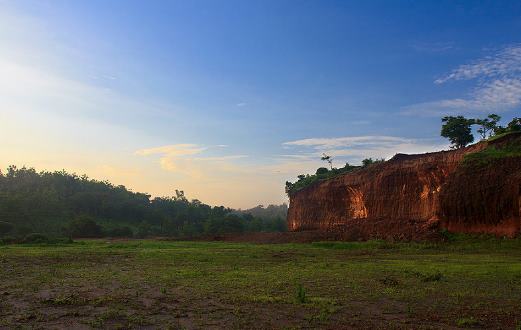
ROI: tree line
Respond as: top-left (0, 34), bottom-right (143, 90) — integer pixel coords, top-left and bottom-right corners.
top-left (0, 166), bottom-right (287, 241)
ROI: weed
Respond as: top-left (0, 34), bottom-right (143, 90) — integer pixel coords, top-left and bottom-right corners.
top-left (296, 283), bottom-right (307, 304)
top-left (407, 270), bottom-right (444, 282)
top-left (422, 271), bottom-right (443, 282)
top-left (43, 293), bottom-right (87, 306)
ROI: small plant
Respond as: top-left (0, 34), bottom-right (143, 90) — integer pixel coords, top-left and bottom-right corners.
top-left (422, 271), bottom-right (443, 282)
top-left (456, 317), bottom-right (479, 327)
top-left (440, 228), bottom-right (458, 242)
top-left (296, 283), bottom-right (307, 304)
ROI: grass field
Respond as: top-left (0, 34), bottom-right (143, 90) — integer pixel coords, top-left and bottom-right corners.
top-left (1, 238), bottom-right (521, 329)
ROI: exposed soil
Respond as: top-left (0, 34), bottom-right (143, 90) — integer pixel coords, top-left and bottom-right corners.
top-left (288, 132), bottom-right (521, 238)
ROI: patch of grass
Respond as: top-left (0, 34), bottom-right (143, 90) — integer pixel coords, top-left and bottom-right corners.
top-left (486, 130), bottom-right (521, 142)
top-left (463, 143), bottom-right (521, 167)
top-left (406, 270), bottom-right (444, 282)
top-left (456, 316), bottom-right (480, 327)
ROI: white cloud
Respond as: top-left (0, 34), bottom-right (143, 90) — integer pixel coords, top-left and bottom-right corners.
top-left (405, 44), bottom-right (521, 115)
top-left (282, 135), bottom-right (447, 164)
top-left (435, 44), bottom-right (521, 84)
top-left (284, 136), bottom-right (409, 149)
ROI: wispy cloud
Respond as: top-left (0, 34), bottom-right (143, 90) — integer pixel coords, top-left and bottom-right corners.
top-left (135, 144), bottom-right (247, 178)
top-left (405, 43), bottom-right (521, 115)
top-left (411, 42), bottom-right (454, 53)
top-left (435, 44), bottom-right (521, 84)
top-left (282, 135), bottom-right (446, 164)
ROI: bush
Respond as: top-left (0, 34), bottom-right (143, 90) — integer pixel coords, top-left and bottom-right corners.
top-left (105, 226), bottom-right (134, 238)
top-left (315, 167), bottom-right (329, 175)
top-left (67, 216), bottom-right (103, 238)
top-left (23, 233), bottom-right (49, 244)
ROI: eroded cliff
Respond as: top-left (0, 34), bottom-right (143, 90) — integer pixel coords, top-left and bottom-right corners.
top-left (287, 133), bottom-right (521, 239)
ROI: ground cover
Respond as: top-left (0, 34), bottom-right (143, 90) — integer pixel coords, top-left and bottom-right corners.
top-left (0, 238), bottom-right (520, 329)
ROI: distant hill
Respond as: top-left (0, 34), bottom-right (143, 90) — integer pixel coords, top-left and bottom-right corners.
top-left (239, 204), bottom-right (288, 220)
top-left (0, 166), bottom-right (286, 241)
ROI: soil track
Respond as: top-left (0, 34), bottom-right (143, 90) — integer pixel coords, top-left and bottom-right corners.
top-left (189, 219), bottom-right (441, 244)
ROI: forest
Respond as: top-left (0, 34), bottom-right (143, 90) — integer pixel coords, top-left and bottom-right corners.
top-left (0, 166), bottom-right (287, 241)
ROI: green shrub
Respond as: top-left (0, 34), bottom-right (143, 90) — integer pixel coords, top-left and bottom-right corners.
top-left (23, 233), bottom-right (49, 244)
top-left (105, 226), bottom-right (134, 238)
top-left (315, 167), bottom-right (329, 175)
top-left (67, 216), bottom-right (103, 238)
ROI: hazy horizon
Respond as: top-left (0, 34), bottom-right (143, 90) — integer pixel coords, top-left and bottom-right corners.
top-left (1, 0), bottom-right (521, 208)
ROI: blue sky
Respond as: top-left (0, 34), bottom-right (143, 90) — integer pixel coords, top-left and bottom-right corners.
top-left (1, 0), bottom-right (521, 207)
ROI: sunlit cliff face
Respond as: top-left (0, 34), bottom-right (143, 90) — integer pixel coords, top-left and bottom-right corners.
top-left (288, 136), bottom-right (521, 238)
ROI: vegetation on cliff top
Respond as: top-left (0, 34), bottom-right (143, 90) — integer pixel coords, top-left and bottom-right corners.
top-left (441, 114), bottom-right (521, 149)
top-left (285, 158), bottom-right (384, 196)
top-left (463, 131), bottom-right (521, 167)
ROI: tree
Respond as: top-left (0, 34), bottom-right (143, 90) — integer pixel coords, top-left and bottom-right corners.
top-left (321, 153), bottom-right (333, 170)
top-left (441, 116), bottom-right (475, 148)
top-left (476, 114), bottom-right (501, 139)
top-left (506, 117), bottom-right (521, 132)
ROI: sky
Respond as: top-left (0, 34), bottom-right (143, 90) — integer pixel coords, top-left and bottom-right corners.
top-left (1, 0), bottom-right (521, 208)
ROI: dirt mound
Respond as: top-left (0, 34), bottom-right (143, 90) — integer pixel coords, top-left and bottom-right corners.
top-left (288, 133), bottom-right (521, 238)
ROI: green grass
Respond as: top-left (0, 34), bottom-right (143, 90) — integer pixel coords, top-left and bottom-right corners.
top-left (486, 130), bottom-right (521, 142)
top-left (0, 238), bottom-right (521, 328)
top-left (463, 143), bottom-right (521, 167)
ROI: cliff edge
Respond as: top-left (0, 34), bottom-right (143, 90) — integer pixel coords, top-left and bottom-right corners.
top-left (287, 132), bottom-right (521, 239)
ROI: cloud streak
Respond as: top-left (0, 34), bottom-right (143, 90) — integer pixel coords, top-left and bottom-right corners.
top-left (405, 44), bottom-right (521, 115)
top-left (283, 135), bottom-right (446, 163)
top-left (135, 144), bottom-right (247, 178)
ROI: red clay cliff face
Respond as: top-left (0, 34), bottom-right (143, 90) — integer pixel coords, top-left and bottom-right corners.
top-left (287, 133), bottom-right (521, 239)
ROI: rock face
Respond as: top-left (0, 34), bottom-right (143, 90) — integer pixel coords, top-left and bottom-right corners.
top-left (287, 133), bottom-right (521, 239)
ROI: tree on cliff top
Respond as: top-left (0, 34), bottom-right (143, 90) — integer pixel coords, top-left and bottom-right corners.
top-left (441, 116), bottom-right (475, 149)
top-left (476, 114), bottom-right (501, 140)
top-left (321, 153), bottom-right (333, 170)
